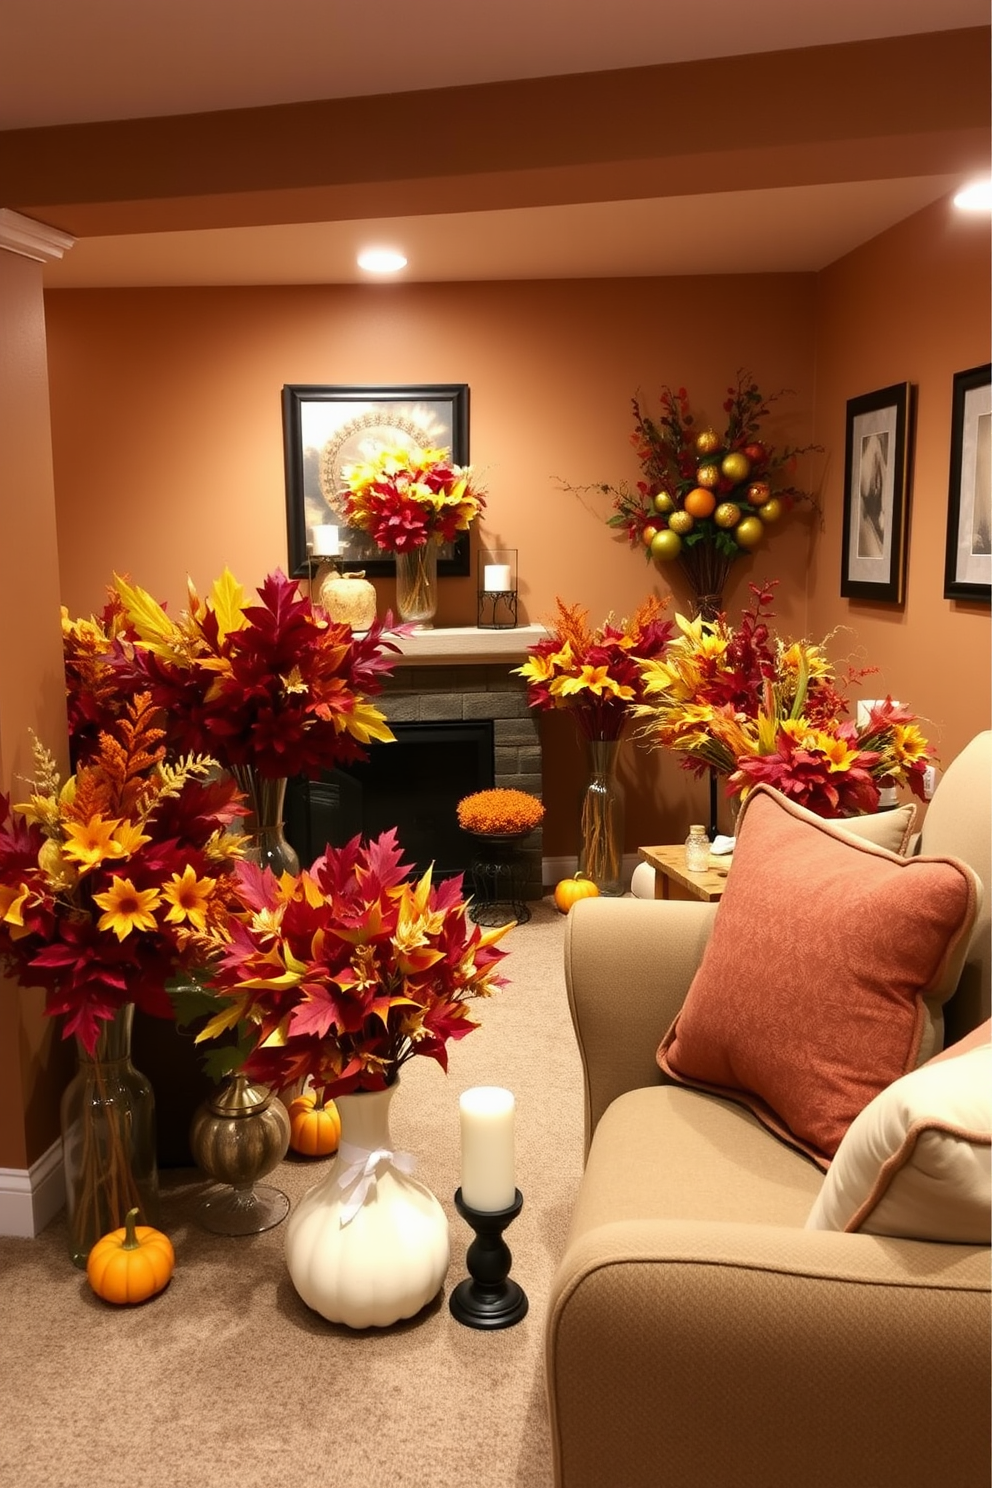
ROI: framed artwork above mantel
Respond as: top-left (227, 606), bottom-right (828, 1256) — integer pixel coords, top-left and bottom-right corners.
top-left (282, 383), bottom-right (471, 579)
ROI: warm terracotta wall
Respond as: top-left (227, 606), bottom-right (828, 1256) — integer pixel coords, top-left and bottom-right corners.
top-left (809, 191), bottom-right (991, 777)
top-left (45, 274), bottom-right (818, 852)
top-left (0, 249), bottom-right (74, 1170)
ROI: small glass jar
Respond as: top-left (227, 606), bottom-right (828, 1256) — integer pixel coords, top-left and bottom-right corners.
top-left (684, 824), bottom-right (710, 873)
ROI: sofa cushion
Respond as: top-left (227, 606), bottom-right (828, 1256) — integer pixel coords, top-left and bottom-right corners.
top-left (657, 786), bottom-right (982, 1169)
top-left (805, 1021), bottom-right (992, 1242)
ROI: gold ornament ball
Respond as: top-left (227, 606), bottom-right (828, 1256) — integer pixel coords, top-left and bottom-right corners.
top-left (746, 480), bottom-right (771, 506)
top-left (695, 463), bottom-right (721, 489)
top-left (695, 428), bottom-right (721, 457)
top-left (721, 451), bottom-right (752, 485)
top-left (641, 523), bottom-right (660, 547)
top-left (650, 528), bottom-right (683, 562)
top-left (653, 491), bottom-right (675, 514)
top-left (758, 497), bottom-right (783, 524)
top-left (667, 510), bottom-right (695, 535)
top-left (713, 502), bottom-right (742, 529)
top-left (734, 515), bottom-right (765, 550)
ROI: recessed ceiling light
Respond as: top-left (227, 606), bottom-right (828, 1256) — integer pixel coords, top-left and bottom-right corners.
top-left (357, 247), bottom-right (408, 273)
top-left (953, 179), bottom-right (992, 212)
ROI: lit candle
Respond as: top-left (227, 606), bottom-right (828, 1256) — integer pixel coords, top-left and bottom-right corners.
top-left (459, 1086), bottom-right (516, 1212)
top-left (483, 563), bottom-right (512, 592)
top-left (311, 524), bottom-right (340, 557)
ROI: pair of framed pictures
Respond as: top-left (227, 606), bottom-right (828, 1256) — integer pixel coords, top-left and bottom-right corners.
top-left (840, 365), bottom-right (991, 604)
top-left (282, 383), bottom-right (471, 578)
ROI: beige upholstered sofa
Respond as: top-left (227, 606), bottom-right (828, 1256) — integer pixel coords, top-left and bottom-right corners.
top-left (546, 732), bottom-right (991, 1488)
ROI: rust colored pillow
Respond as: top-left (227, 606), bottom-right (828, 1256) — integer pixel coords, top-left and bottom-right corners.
top-left (657, 786), bottom-right (981, 1169)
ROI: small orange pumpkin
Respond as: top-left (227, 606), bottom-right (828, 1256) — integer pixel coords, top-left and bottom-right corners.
top-left (553, 872), bottom-right (601, 914)
top-left (288, 1090), bottom-right (341, 1157)
top-left (86, 1208), bottom-right (175, 1305)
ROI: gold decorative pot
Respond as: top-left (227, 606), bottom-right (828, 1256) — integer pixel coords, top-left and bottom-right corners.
top-left (189, 1073), bottom-right (290, 1189)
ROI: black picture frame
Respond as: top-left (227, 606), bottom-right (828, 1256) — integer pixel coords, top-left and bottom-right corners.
top-left (282, 383), bottom-right (471, 578)
top-left (943, 363), bottom-right (992, 603)
top-left (840, 382), bottom-right (912, 604)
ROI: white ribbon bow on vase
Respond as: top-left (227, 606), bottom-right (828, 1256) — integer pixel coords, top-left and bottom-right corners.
top-left (334, 1142), bottom-right (417, 1226)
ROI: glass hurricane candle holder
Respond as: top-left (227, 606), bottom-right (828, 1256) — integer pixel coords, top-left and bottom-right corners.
top-left (478, 549), bottom-right (518, 630)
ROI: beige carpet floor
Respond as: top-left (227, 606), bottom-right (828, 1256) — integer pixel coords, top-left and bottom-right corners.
top-left (0, 897), bottom-right (582, 1488)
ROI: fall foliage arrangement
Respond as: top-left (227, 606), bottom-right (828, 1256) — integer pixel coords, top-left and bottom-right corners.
top-left (340, 445), bottom-right (486, 553)
top-left (103, 568), bottom-right (399, 780)
top-left (634, 583), bottom-right (934, 818)
top-left (197, 829), bottom-right (511, 1100)
top-left (605, 372), bottom-right (820, 613)
top-left (0, 695), bottom-right (244, 1051)
top-left (515, 596), bottom-right (673, 740)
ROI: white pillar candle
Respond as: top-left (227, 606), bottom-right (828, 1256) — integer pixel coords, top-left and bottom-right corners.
top-left (459, 1086), bottom-right (516, 1212)
top-left (311, 523), bottom-right (340, 557)
top-left (483, 563), bottom-right (512, 592)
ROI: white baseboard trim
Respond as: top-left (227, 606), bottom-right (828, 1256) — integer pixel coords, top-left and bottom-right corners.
top-left (541, 853), bottom-right (641, 892)
top-left (0, 1138), bottom-right (65, 1238)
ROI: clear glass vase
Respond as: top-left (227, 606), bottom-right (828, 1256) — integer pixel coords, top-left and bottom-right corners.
top-left (60, 1003), bottom-right (160, 1269)
top-left (232, 766), bottom-right (300, 875)
top-left (395, 542), bottom-right (438, 627)
top-left (577, 738), bottom-right (625, 896)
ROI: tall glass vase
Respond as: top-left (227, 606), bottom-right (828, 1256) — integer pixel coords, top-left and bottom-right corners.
top-left (577, 738), bottom-right (625, 896)
top-left (60, 1004), bottom-right (160, 1269)
top-left (232, 765), bottom-right (300, 875)
top-left (395, 542), bottom-right (438, 628)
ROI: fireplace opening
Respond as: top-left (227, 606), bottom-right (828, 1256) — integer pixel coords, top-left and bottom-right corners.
top-left (285, 720), bottom-right (496, 879)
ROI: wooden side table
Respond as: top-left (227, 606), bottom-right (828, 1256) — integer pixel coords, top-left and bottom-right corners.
top-left (637, 844), bottom-right (731, 903)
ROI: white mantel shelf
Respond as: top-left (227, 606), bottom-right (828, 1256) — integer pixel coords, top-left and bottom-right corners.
top-left (389, 624), bottom-right (547, 666)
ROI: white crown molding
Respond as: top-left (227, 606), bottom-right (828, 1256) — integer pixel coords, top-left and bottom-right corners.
top-left (0, 1138), bottom-right (65, 1238)
top-left (0, 208), bottom-right (75, 263)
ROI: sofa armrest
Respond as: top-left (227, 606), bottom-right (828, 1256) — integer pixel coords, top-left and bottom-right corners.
top-left (546, 1220), bottom-right (992, 1488)
top-left (563, 895), bottom-right (717, 1156)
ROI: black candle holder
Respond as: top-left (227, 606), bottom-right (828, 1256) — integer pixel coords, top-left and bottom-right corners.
top-left (449, 1187), bottom-right (528, 1329)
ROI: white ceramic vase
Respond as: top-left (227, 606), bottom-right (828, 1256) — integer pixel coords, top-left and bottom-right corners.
top-left (284, 1082), bottom-right (450, 1328)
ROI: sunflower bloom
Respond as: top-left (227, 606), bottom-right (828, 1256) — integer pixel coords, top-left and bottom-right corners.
top-left (891, 723), bottom-right (930, 765)
top-left (780, 719), bottom-right (861, 772)
top-left (62, 815), bottom-right (128, 869)
top-left (161, 864), bottom-right (217, 932)
top-left (93, 877), bottom-right (162, 940)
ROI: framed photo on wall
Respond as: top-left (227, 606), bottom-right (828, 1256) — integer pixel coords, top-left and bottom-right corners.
top-left (282, 383), bottom-right (471, 578)
top-left (840, 382), bottom-right (912, 604)
top-left (943, 363), bottom-right (991, 603)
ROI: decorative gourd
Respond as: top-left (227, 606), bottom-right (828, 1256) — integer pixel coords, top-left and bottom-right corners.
top-left (288, 1090), bottom-right (342, 1157)
top-left (553, 872), bottom-right (601, 914)
top-left (86, 1208), bottom-right (175, 1305)
top-left (317, 569), bottom-right (377, 630)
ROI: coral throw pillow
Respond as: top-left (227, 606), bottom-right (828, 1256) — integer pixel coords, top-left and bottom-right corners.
top-left (657, 786), bottom-right (981, 1169)
top-left (805, 1021), bottom-right (991, 1242)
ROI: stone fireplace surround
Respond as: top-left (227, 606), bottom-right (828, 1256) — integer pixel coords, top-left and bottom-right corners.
top-left (376, 626), bottom-right (547, 900)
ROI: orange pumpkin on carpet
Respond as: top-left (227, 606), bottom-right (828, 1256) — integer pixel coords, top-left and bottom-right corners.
top-left (86, 1208), bottom-right (175, 1305)
top-left (288, 1091), bottom-right (342, 1157)
top-left (553, 873), bottom-right (601, 914)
